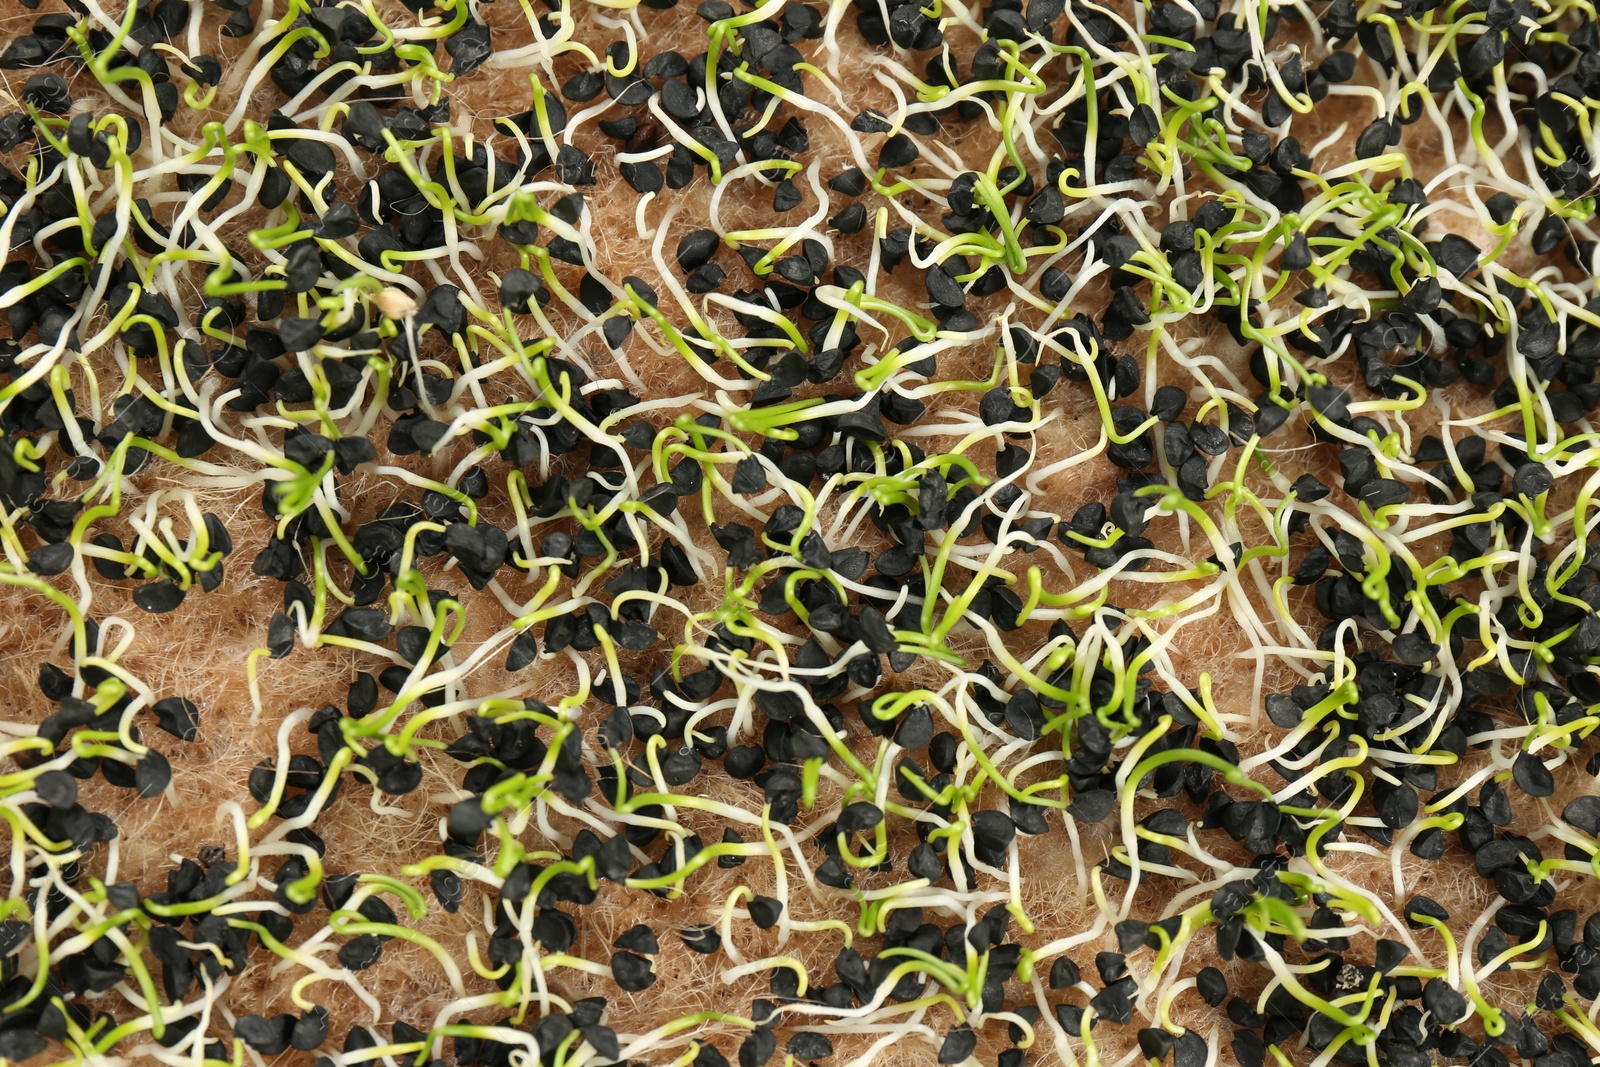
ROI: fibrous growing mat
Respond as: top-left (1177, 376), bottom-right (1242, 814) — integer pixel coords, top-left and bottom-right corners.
top-left (3, 0), bottom-right (1600, 1063)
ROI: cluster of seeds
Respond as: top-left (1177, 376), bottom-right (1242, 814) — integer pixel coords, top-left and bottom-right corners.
top-left (4, 0), bottom-right (1600, 1062)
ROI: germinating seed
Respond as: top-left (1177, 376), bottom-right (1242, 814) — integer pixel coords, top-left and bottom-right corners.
top-left (2, 0), bottom-right (1600, 1062)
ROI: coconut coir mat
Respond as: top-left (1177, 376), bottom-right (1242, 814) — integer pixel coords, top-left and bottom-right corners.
top-left (2, 0), bottom-right (1599, 1065)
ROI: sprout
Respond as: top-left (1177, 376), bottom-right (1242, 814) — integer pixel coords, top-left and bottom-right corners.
top-left (6, 0), bottom-right (1600, 1060)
